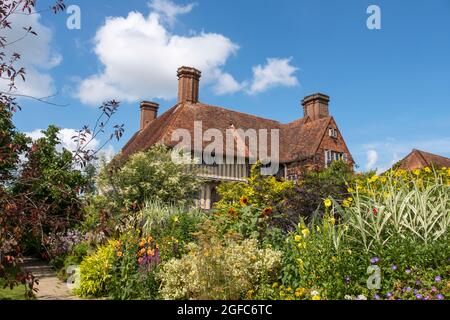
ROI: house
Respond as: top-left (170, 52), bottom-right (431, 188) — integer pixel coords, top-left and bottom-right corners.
top-left (121, 66), bottom-right (354, 209)
top-left (394, 149), bottom-right (450, 171)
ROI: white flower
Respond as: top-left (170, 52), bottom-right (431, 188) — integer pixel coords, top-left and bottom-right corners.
top-left (311, 290), bottom-right (320, 296)
top-left (357, 295), bottom-right (367, 300)
top-left (344, 295), bottom-right (354, 300)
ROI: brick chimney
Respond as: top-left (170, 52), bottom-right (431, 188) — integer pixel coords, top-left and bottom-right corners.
top-left (177, 66), bottom-right (201, 104)
top-left (140, 101), bottom-right (159, 130)
top-left (301, 93), bottom-right (330, 121)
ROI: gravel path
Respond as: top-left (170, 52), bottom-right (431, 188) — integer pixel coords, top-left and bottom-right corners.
top-left (21, 257), bottom-right (79, 300)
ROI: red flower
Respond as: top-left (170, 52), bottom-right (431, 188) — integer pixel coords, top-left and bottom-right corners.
top-left (373, 208), bottom-right (378, 215)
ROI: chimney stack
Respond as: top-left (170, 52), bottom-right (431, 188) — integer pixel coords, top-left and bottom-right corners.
top-left (140, 101), bottom-right (159, 130)
top-left (177, 66), bottom-right (201, 104)
top-left (301, 93), bottom-right (330, 121)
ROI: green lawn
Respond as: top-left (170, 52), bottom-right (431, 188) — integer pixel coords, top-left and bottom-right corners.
top-left (0, 279), bottom-right (27, 300)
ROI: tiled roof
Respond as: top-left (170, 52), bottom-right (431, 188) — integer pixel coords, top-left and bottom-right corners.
top-left (397, 149), bottom-right (450, 170)
top-left (121, 102), bottom-right (333, 163)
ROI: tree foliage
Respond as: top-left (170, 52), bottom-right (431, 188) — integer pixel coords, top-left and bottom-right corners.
top-left (96, 144), bottom-right (201, 214)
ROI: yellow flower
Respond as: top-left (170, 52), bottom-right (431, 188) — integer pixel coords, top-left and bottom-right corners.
top-left (347, 187), bottom-right (355, 193)
top-left (342, 200), bottom-right (350, 208)
top-left (286, 287), bottom-right (292, 293)
top-left (297, 258), bottom-right (304, 268)
top-left (301, 228), bottom-right (310, 237)
top-left (368, 175), bottom-right (379, 183)
top-left (316, 226), bottom-right (321, 232)
top-left (173, 216), bottom-right (179, 223)
top-left (272, 282), bottom-right (279, 289)
top-left (294, 235), bottom-right (302, 242)
top-left (312, 295), bottom-right (321, 300)
top-left (295, 288), bottom-right (306, 297)
top-left (329, 217), bottom-right (336, 225)
top-left (424, 167), bottom-right (431, 173)
top-left (140, 248), bottom-right (146, 255)
top-left (324, 199), bottom-right (332, 208)
top-left (413, 169), bottom-right (421, 176)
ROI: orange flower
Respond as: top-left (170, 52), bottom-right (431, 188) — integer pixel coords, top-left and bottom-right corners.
top-left (139, 248), bottom-right (146, 256)
top-left (116, 251), bottom-right (123, 257)
top-left (262, 207), bottom-right (273, 218)
top-left (240, 197), bottom-right (249, 206)
top-left (147, 249), bottom-right (155, 256)
top-left (227, 207), bottom-right (238, 218)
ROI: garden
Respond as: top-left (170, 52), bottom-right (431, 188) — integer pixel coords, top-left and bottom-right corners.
top-left (2, 126), bottom-right (449, 300)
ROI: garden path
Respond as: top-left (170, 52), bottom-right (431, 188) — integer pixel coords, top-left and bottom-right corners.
top-left (21, 257), bottom-right (78, 300)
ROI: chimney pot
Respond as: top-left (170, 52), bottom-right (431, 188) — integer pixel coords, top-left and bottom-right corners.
top-left (140, 101), bottom-right (159, 130)
top-left (301, 93), bottom-right (330, 121)
top-left (177, 66), bottom-right (201, 104)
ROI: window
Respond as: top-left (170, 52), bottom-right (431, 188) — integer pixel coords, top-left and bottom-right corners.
top-left (328, 128), bottom-right (338, 139)
top-left (325, 150), bottom-right (348, 167)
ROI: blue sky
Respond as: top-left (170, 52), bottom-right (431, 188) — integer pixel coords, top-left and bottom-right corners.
top-left (9, 0), bottom-right (450, 171)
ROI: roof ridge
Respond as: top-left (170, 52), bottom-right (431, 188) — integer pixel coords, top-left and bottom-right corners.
top-left (197, 102), bottom-right (285, 125)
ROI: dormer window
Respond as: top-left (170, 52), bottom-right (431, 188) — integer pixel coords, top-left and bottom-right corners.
top-left (329, 128), bottom-right (338, 139)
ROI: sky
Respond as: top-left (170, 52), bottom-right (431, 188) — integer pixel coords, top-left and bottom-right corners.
top-left (6, 0), bottom-right (450, 172)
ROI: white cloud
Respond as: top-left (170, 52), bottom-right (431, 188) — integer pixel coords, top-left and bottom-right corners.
top-left (26, 128), bottom-right (100, 154)
top-left (212, 71), bottom-right (246, 95)
top-left (148, 0), bottom-right (196, 26)
top-left (366, 149), bottom-right (378, 171)
top-left (0, 11), bottom-right (61, 97)
top-left (247, 58), bottom-right (299, 95)
top-left (77, 9), bottom-right (239, 105)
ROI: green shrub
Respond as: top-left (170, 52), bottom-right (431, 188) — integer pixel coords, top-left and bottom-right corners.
top-left (108, 232), bottom-right (160, 300)
top-left (280, 160), bottom-right (355, 229)
top-left (276, 167), bottom-right (450, 300)
top-left (75, 240), bottom-right (118, 298)
top-left (98, 144), bottom-right (201, 210)
top-left (215, 162), bottom-right (294, 210)
top-left (158, 221), bottom-right (282, 300)
top-left (137, 201), bottom-right (206, 260)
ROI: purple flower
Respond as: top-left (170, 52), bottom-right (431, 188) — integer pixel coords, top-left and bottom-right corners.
top-left (345, 276), bottom-right (351, 284)
top-left (386, 292), bottom-right (393, 298)
top-left (436, 294), bottom-right (444, 300)
top-left (373, 294), bottom-right (380, 300)
top-left (415, 280), bottom-right (421, 285)
top-left (415, 294), bottom-right (423, 300)
top-left (405, 269), bottom-right (411, 274)
top-left (431, 286), bottom-right (437, 292)
top-left (391, 265), bottom-right (398, 271)
top-left (435, 275), bottom-right (442, 282)
top-left (370, 257), bottom-right (380, 264)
